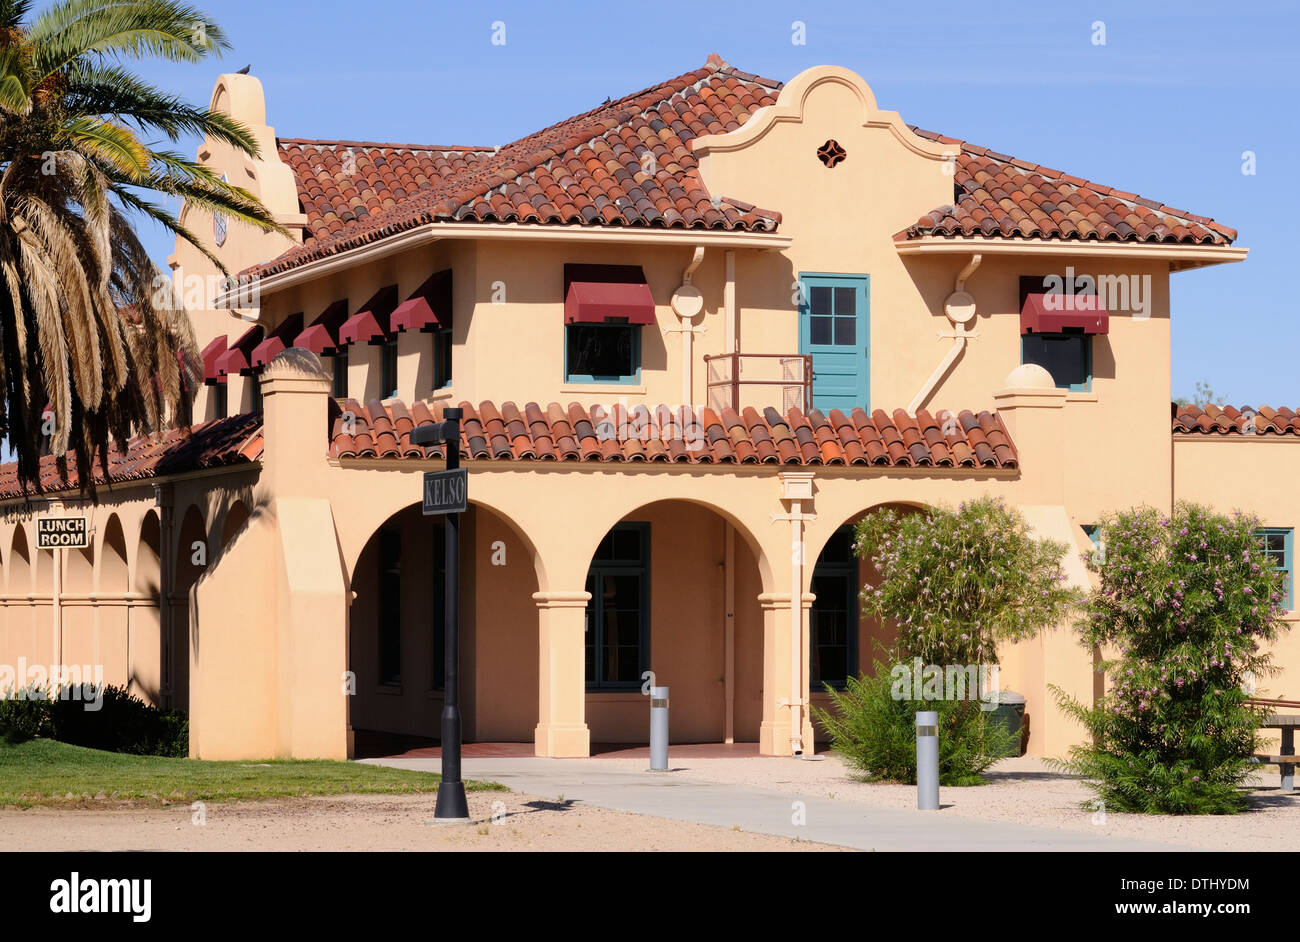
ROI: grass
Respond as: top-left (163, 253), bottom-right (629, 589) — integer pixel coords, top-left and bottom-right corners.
top-left (0, 739), bottom-right (505, 808)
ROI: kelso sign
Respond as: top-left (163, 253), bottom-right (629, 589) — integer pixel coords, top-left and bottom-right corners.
top-left (36, 517), bottom-right (90, 549)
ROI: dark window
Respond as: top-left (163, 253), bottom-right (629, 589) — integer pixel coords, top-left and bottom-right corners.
top-left (1021, 331), bottom-right (1091, 391)
top-left (249, 376), bottom-right (263, 414)
top-left (378, 528), bottom-right (402, 685)
top-left (808, 282), bottom-right (857, 347)
top-left (379, 338), bottom-right (398, 399)
top-left (585, 522), bottom-right (649, 689)
top-left (211, 383), bottom-right (227, 419)
top-left (433, 329), bottom-right (452, 391)
top-left (566, 324), bottom-right (640, 382)
top-left (810, 525), bottom-right (859, 689)
top-left (331, 350), bottom-right (348, 398)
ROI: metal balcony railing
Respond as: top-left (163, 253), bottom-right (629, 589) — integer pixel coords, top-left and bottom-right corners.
top-left (703, 352), bottom-right (812, 413)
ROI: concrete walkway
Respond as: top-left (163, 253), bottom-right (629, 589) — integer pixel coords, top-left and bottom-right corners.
top-left (364, 756), bottom-right (1186, 852)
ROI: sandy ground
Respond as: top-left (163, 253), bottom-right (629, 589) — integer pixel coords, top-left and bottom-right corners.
top-left (0, 789), bottom-right (845, 852)
top-left (588, 754), bottom-right (1298, 851)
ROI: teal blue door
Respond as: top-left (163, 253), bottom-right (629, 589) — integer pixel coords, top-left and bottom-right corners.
top-left (799, 273), bottom-right (869, 414)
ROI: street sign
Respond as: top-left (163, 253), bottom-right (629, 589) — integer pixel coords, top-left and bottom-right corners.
top-left (36, 517), bottom-right (89, 549)
top-left (422, 468), bottom-right (467, 516)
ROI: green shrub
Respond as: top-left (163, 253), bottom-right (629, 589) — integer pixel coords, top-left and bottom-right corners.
top-left (0, 684), bottom-right (51, 743)
top-left (814, 661), bottom-right (1016, 786)
top-left (1051, 503), bottom-right (1289, 814)
top-left (0, 683), bottom-right (187, 757)
top-left (48, 684), bottom-right (188, 757)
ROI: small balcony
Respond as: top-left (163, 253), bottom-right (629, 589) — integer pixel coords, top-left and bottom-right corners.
top-left (704, 352), bottom-right (812, 413)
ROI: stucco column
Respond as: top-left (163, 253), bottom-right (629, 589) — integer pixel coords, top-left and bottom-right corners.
top-left (533, 590), bottom-right (592, 757)
top-left (758, 592), bottom-right (816, 755)
top-left (991, 364), bottom-right (1068, 505)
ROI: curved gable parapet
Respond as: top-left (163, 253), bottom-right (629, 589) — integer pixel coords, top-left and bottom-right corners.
top-left (692, 65), bottom-right (953, 163)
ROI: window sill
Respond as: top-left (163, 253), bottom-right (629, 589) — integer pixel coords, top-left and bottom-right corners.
top-left (1066, 391), bottom-right (1098, 402)
top-left (561, 383), bottom-right (646, 395)
top-left (375, 683), bottom-right (403, 696)
top-left (585, 691), bottom-right (645, 702)
top-left (430, 387), bottom-right (456, 402)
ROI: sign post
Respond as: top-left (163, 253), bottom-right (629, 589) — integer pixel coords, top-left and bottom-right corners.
top-left (412, 409), bottom-right (470, 822)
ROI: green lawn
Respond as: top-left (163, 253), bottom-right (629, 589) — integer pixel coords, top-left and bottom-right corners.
top-left (0, 739), bottom-right (504, 807)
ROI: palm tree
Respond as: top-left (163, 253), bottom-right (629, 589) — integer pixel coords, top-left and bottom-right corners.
top-left (0, 0), bottom-right (281, 493)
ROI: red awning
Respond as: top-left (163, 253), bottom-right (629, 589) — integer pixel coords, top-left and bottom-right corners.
top-left (214, 324), bottom-right (265, 376)
top-left (340, 286), bottom-right (399, 346)
top-left (564, 281), bottom-right (656, 325)
top-left (294, 299), bottom-right (350, 355)
top-left (392, 270), bottom-right (452, 333)
top-left (250, 312), bottom-right (304, 368)
top-left (201, 335), bottom-right (228, 385)
top-left (1020, 292), bottom-right (1109, 335)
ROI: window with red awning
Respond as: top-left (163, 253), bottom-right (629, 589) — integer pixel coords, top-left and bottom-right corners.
top-left (201, 335), bottom-right (228, 386)
top-left (1020, 292), bottom-right (1109, 335)
top-left (294, 299), bottom-right (350, 355)
top-left (214, 324), bottom-right (265, 377)
top-left (391, 270), bottom-right (452, 333)
top-left (250, 312), bottom-right (304, 368)
top-left (340, 286), bottom-right (399, 346)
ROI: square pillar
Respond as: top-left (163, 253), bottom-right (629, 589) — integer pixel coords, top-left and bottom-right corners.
top-left (533, 590), bottom-right (591, 757)
top-left (758, 592), bottom-right (815, 755)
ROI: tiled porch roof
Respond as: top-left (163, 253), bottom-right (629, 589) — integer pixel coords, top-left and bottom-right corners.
top-left (245, 55), bottom-right (1234, 282)
top-left (331, 400), bottom-right (1018, 468)
top-left (1172, 403), bottom-right (1300, 436)
top-left (0, 413), bottom-right (263, 500)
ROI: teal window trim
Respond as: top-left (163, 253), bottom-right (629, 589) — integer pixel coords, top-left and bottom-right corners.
top-left (1020, 332), bottom-right (1092, 393)
top-left (1257, 527), bottom-right (1294, 611)
top-left (330, 349), bottom-right (348, 399)
top-left (379, 338), bottom-right (399, 399)
top-left (564, 323), bottom-right (642, 385)
top-left (432, 328), bottom-right (453, 391)
top-left (211, 382), bottom-right (227, 419)
top-left (585, 522), bottom-right (650, 691)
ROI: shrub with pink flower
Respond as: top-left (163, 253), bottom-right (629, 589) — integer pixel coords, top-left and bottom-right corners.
top-left (1052, 503), bottom-right (1289, 814)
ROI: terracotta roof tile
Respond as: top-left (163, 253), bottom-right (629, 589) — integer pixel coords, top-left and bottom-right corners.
top-left (0, 413), bottom-right (263, 500)
top-left (329, 400), bottom-right (1018, 470)
top-left (1172, 403), bottom-right (1300, 436)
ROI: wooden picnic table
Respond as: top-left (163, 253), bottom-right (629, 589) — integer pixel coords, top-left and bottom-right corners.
top-left (1258, 714), bottom-right (1300, 792)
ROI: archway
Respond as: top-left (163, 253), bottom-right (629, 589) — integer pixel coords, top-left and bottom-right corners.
top-left (347, 501), bottom-right (540, 757)
top-left (135, 512), bottom-right (163, 706)
top-left (173, 505), bottom-right (207, 712)
top-left (806, 501), bottom-right (929, 742)
top-left (96, 516), bottom-right (130, 696)
top-left (580, 499), bottom-right (767, 746)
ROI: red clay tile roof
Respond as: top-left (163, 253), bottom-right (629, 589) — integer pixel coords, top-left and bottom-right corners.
top-left (0, 414), bottom-right (264, 500)
top-left (1172, 404), bottom-right (1300, 436)
top-left (247, 58), bottom-right (784, 280)
top-left (245, 54), bottom-right (1234, 281)
top-left (277, 139), bottom-right (494, 245)
top-left (330, 399), bottom-right (1018, 469)
top-left (902, 131), bottom-right (1236, 245)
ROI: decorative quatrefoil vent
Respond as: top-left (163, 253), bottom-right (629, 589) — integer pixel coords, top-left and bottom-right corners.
top-left (817, 139), bottom-right (847, 168)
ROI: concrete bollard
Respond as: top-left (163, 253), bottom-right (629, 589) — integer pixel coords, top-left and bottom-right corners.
top-left (916, 710), bottom-right (939, 810)
top-left (650, 686), bottom-right (669, 771)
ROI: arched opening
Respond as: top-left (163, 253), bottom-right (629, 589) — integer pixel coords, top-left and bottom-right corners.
top-left (135, 512), bottom-right (163, 706)
top-left (581, 499), bottom-right (767, 747)
top-left (173, 505), bottom-right (207, 712)
top-left (807, 501), bottom-right (929, 743)
top-left (61, 535), bottom-right (95, 679)
top-left (5, 528), bottom-right (32, 670)
top-left (220, 501), bottom-right (249, 551)
top-left (348, 501), bottom-right (540, 757)
top-left (96, 516), bottom-right (131, 698)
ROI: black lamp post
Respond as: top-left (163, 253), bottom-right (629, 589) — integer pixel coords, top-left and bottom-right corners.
top-left (411, 408), bottom-right (469, 820)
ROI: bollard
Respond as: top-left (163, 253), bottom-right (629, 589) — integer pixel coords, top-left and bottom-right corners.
top-left (650, 686), bottom-right (669, 771)
top-left (916, 710), bottom-right (939, 810)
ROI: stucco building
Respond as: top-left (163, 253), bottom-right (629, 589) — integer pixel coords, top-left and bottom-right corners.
top-left (0, 56), bottom-right (1291, 760)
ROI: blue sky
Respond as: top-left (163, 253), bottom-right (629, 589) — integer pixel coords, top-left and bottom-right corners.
top-left (135, 0), bottom-right (1300, 405)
